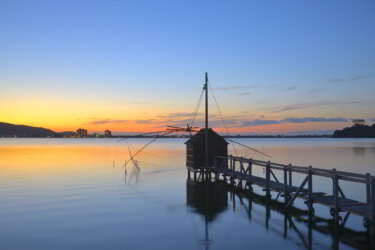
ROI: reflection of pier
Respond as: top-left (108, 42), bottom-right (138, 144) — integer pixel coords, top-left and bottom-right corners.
top-left (186, 178), bottom-right (372, 249)
top-left (232, 186), bottom-right (371, 249)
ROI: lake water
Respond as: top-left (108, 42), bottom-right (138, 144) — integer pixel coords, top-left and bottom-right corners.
top-left (0, 138), bottom-right (374, 249)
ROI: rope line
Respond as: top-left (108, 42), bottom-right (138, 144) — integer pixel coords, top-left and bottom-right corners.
top-left (208, 80), bottom-right (238, 157)
top-left (208, 80), bottom-right (271, 158)
top-left (190, 87), bottom-right (204, 128)
top-left (225, 138), bottom-right (271, 158)
top-left (122, 131), bottom-right (174, 167)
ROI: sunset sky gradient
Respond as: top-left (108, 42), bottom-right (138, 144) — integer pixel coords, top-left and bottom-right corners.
top-left (1, 0), bottom-right (374, 135)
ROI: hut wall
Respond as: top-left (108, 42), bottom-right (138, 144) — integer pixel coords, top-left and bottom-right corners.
top-left (185, 128), bottom-right (228, 170)
top-left (189, 142), bottom-right (227, 169)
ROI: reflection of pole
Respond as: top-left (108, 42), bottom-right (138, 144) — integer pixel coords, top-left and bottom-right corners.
top-left (333, 218), bottom-right (339, 250)
top-left (205, 217), bottom-right (209, 250)
top-left (265, 160), bottom-right (271, 228)
top-left (265, 194), bottom-right (270, 229)
top-left (125, 166), bottom-right (127, 184)
top-left (204, 180), bottom-right (210, 250)
top-left (308, 166), bottom-right (313, 250)
top-left (283, 214), bottom-right (288, 238)
top-left (248, 194), bottom-right (252, 221)
top-left (308, 208), bottom-right (312, 250)
top-left (232, 191), bottom-right (236, 210)
top-left (371, 178), bottom-right (375, 247)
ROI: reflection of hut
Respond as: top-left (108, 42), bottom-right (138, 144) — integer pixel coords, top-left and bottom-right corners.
top-left (186, 179), bottom-right (228, 222)
top-left (185, 128), bottom-right (228, 170)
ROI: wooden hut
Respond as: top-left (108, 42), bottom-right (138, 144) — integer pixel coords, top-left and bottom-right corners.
top-left (185, 128), bottom-right (228, 170)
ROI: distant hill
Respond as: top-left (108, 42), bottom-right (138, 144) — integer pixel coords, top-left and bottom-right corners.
top-left (333, 124), bottom-right (375, 138)
top-left (0, 122), bottom-right (56, 137)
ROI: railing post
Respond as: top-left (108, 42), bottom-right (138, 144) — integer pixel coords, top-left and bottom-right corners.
top-left (266, 161), bottom-right (270, 198)
top-left (239, 157), bottom-right (243, 173)
top-left (288, 164), bottom-right (292, 188)
top-left (366, 173), bottom-right (371, 204)
top-left (238, 158), bottom-right (243, 189)
top-left (230, 155), bottom-right (234, 186)
top-left (249, 159), bottom-right (253, 187)
top-left (284, 166), bottom-right (288, 204)
top-left (223, 157), bottom-right (227, 181)
top-left (308, 166), bottom-right (313, 215)
top-left (333, 168), bottom-right (339, 225)
top-left (233, 158), bottom-right (236, 187)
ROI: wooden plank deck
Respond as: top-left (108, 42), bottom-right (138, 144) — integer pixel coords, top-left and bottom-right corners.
top-left (223, 169), bottom-right (310, 194)
top-left (341, 203), bottom-right (371, 219)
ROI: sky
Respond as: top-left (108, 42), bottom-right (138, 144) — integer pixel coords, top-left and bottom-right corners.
top-left (1, 0), bottom-right (374, 135)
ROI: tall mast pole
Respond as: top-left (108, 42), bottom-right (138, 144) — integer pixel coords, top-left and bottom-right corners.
top-left (205, 72), bottom-right (209, 169)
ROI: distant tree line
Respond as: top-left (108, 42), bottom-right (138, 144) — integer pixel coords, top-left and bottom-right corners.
top-left (0, 122), bottom-right (56, 137)
top-left (333, 121), bottom-right (375, 138)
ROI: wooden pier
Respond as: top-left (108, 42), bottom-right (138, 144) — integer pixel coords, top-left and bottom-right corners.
top-left (187, 155), bottom-right (375, 240)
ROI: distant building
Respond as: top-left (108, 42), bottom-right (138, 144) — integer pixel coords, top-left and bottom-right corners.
top-left (76, 128), bottom-right (88, 138)
top-left (104, 130), bottom-right (112, 137)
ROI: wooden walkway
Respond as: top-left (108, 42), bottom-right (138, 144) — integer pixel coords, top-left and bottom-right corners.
top-left (230, 185), bottom-right (372, 249)
top-left (188, 155), bottom-right (375, 237)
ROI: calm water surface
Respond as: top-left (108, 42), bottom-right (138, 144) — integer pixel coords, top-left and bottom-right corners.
top-left (0, 138), bottom-right (374, 249)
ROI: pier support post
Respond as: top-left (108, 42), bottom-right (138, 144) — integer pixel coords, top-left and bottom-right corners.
top-left (333, 169), bottom-right (340, 225)
top-left (284, 166), bottom-right (288, 204)
top-left (214, 156), bottom-right (217, 180)
top-left (308, 166), bottom-right (313, 222)
top-left (266, 161), bottom-right (270, 199)
top-left (249, 159), bottom-right (253, 188)
top-left (366, 173), bottom-right (371, 204)
top-left (223, 156), bottom-right (227, 182)
top-left (288, 164), bottom-right (292, 189)
top-left (230, 156), bottom-right (234, 187)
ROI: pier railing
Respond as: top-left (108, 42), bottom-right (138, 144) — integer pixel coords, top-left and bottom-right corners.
top-left (214, 155), bottom-right (375, 231)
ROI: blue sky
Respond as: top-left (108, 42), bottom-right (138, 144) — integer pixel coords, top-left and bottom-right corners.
top-left (1, 0), bottom-right (374, 134)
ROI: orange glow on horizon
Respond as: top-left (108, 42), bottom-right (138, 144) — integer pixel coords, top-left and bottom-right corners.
top-left (0, 97), bottom-right (352, 134)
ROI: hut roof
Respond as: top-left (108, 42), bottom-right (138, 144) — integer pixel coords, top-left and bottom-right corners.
top-left (185, 128), bottom-right (228, 145)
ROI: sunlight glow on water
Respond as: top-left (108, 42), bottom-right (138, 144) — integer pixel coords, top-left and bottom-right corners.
top-left (0, 138), bottom-right (374, 249)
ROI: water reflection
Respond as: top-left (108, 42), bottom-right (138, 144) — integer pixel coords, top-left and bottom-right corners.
top-left (125, 160), bottom-right (140, 185)
top-left (186, 179), bottom-right (228, 250)
top-left (186, 179), bottom-right (228, 221)
top-left (1, 138), bottom-right (375, 249)
top-left (186, 179), bottom-right (373, 249)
